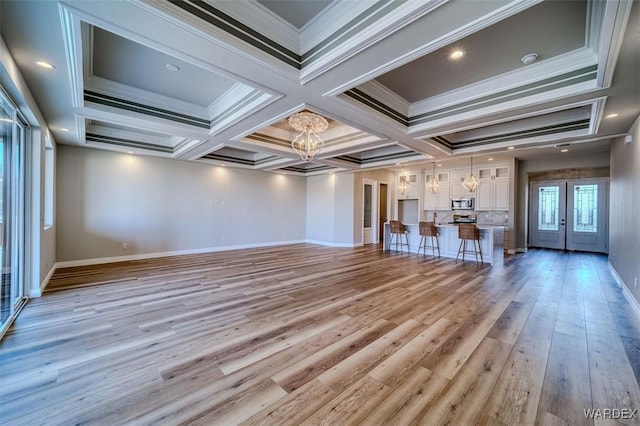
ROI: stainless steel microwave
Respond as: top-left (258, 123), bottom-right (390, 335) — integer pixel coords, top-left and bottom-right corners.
top-left (451, 198), bottom-right (474, 210)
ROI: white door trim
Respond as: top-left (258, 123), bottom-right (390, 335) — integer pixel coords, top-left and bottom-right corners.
top-left (363, 178), bottom-right (378, 245)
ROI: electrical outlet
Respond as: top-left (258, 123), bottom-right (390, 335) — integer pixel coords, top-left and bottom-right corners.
top-left (635, 277), bottom-right (638, 288)
top-left (122, 243), bottom-right (128, 250)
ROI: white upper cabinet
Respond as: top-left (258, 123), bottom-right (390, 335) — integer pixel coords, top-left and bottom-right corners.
top-left (474, 165), bottom-right (509, 211)
top-left (397, 170), bottom-right (419, 199)
top-left (449, 169), bottom-right (476, 199)
top-left (424, 171), bottom-right (450, 210)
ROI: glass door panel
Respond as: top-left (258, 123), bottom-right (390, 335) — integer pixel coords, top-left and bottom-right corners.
top-left (0, 90), bottom-right (25, 337)
top-left (566, 180), bottom-right (608, 253)
top-left (530, 182), bottom-right (566, 250)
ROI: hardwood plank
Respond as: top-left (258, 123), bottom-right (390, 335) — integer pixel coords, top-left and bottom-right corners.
top-left (418, 337), bottom-right (514, 425)
top-left (360, 366), bottom-right (449, 425)
top-left (1, 246), bottom-right (638, 424)
top-left (537, 331), bottom-right (593, 425)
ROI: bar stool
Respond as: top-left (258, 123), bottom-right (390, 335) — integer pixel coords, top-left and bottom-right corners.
top-left (456, 224), bottom-right (483, 264)
top-left (389, 220), bottom-right (410, 252)
top-left (417, 221), bottom-right (440, 258)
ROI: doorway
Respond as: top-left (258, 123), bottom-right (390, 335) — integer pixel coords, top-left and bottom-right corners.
top-left (379, 183), bottom-right (388, 243)
top-left (530, 179), bottom-right (608, 253)
top-left (363, 179), bottom-right (378, 245)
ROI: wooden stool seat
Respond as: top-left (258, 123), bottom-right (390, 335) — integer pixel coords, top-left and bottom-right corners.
top-left (417, 221), bottom-right (440, 258)
top-left (456, 224), bottom-right (483, 264)
top-left (388, 220), bottom-right (410, 252)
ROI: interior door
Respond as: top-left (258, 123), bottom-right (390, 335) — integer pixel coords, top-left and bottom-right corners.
top-left (566, 180), bottom-right (608, 253)
top-left (530, 181), bottom-right (567, 249)
top-left (379, 183), bottom-right (388, 243)
top-left (363, 179), bottom-right (377, 245)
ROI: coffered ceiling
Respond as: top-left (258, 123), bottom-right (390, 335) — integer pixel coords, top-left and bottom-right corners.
top-left (1, 0), bottom-right (638, 175)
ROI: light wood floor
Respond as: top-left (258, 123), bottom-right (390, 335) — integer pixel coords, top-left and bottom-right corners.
top-left (1, 245), bottom-right (640, 425)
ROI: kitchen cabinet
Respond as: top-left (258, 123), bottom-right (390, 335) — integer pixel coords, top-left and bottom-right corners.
top-left (449, 169), bottom-right (476, 199)
top-left (397, 170), bottom-right (419, 199)
top-left (424, 171), bottom-right (450, 210)
top-left (475, 165), bottom-right (509, 211)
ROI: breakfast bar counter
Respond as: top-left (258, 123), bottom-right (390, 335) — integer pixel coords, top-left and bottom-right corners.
top-left (383, 222), bottom-right (505, 265)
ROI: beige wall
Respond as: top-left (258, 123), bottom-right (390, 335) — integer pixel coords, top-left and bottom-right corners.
top-left (609, 117), bottom-right (640, 305)
top-left (56, 146), bottom-right (307, 262)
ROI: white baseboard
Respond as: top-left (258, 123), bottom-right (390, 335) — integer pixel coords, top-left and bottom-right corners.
top-left (608, 261), bottom-right (640, 321)
top-left (30, 264), bottom-right (57, 298)
top-left (305, 240), bottom-right (360, 248)
top-left (55, 239), bottom-right (307, 269)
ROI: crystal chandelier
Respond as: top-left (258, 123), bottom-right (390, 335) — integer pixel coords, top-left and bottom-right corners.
top-left (287, 111), bottom-right (328, 162)
top-left (398, 166), bottom-right (411, 195)
top-left (462, 157), bottom-right (480, 192)
top-left (425, 162), bottom-right (440, 194)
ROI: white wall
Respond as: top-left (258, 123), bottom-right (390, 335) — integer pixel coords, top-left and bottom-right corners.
top-left (306, 173), bottom-right (356, 247)
top-left (56, 146), bottom-right (307, 262)
top-left (609, 118), bottom-right (640, 306)
top-left (306, 174), bottom-right (335, 244)
top-left (333, 173), bottom-right (355, 245)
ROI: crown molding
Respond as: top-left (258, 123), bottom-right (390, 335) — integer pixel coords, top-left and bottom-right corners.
top-left (410, 48), bottom-right (597, 117)
top-left (356, 80), bottom-right (409, 118)
top-left (86, 75), bottom-right (209, 120)
top-left (59, 4), bottom-right (85, 109)
top-left (219, 0), bottom-right (301, 53)
top-left (300, 0), bottom-right (447, 84)
top-left (593, 0), bottom-right (634, 89)
top-left (417, 97), bottom-right (608, 141)
top-left (133, 0), bottom-right (301, 83)
top-left (299, 0), bottom-right (374, 54)
top-left (323, 0), bottom-right (539, 97)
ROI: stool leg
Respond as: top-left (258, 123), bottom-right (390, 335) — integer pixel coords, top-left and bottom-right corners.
top-left (405, 233), bottom-right (410, 252)
top-left (435, 235), bottom-right (440, 258)
top-left (478, 239), bottom-right (483, 263)
top-left (456, 239), bottom-right (463, 261)
top-left (474, 240), bottom-right (479, 264)
top-left (417, 235), bottom-right (424, 257)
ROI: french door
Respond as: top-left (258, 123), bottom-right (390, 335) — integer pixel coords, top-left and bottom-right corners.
top-left (530, 179), bottom-right (608, 253)
top-left (1, 90), bottom-right (26, 337)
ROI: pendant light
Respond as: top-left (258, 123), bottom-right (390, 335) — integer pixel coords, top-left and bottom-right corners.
top-left (462, 157), bottom-right (480, 192)
top-left (398, 166), bottom-right (410, 195)
top-left (426, 162), bottom-right (440, 194)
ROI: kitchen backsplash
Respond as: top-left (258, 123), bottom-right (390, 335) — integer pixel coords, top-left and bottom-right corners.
top-left (426, 210), bottom-right (509, 225)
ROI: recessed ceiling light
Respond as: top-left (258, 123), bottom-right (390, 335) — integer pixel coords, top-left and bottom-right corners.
top-left (127, 151), bottom-right (133, 154)
top-left (560, 149), bottom-right (569, 153)
top-left (521, 53), bottom-right (538, 65)
top-left (35, 61), bottom-right (55, 69)
top-left (165, 63), bottom-right (180, 72)
top-left (507, 146), bottom-right (515, 150)
top-left (395, 163), bottom-right (401, 166)
top-left (606, 113), bottom-right (618, 118)
top-left (448, 49), bottom-right (465, 60)
top-left (59, 128), bottom-right (69, 132)
top-left (488, 157), bottom-right (494, 161)
top-left (437, 163), bottom-right (442, 167)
